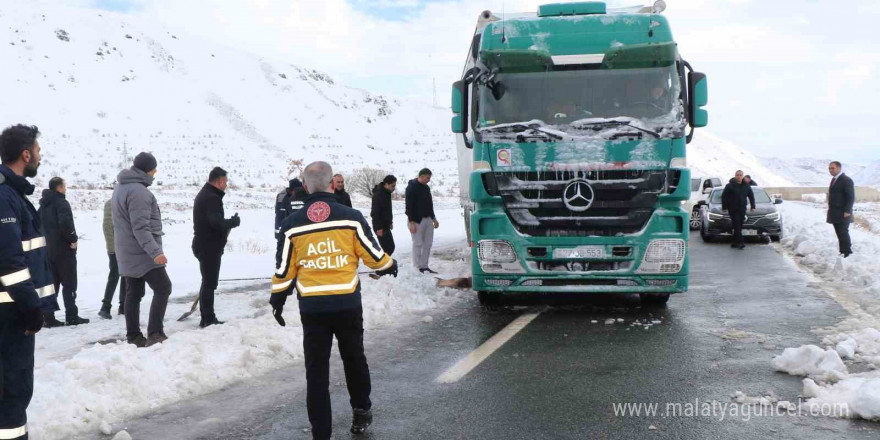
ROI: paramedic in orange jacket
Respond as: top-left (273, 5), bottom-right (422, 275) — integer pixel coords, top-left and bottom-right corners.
top-left (270, 161), bottom-right (398, 440)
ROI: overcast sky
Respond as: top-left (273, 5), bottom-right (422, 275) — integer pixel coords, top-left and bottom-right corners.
top-left (80, 0), bottom-right (880, 163)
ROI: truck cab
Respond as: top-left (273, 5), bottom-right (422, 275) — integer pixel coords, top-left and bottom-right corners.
top-left (451, 1), bottom-right (709, 306)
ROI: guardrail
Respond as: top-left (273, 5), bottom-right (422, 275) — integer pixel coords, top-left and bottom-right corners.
top-left (762, 186), bottom-right (880, 203)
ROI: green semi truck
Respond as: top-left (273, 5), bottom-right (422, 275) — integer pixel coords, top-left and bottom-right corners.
top-left (451, 1), bottom-right (708, 306)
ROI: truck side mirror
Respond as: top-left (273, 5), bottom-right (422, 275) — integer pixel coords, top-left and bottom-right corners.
top-left (702, 187), bottom-right (712, 195)
top-left (688, 72), bottom-right (708, 128)
top-left (451, 80), bottom-right (469, 134)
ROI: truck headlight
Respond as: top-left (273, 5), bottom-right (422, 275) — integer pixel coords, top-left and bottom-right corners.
top-left (637, 239), bottom-right (686, 274)
top-left (478, 240), bottom-right (517, 263)
top-left (477, 240), bottom-right (525, 274)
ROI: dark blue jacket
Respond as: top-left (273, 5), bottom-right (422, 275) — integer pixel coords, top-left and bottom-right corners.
top-left (0, 165), bottom-right (57, 314)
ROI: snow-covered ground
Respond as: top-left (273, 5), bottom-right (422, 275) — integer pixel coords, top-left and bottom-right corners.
top-left (772, 201), bottom-right (880, 420)
top-left (26, 194), bottom-right (470, 440)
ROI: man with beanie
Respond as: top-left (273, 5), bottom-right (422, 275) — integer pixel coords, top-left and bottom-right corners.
top-left (38, 177), bottom-right (89, 326)
top-left (370, 175), bottom-right (397, 255)
top-left (192, 167), bottom-right (240, 327)
top-left (405, 168), bottom-right (439, 274)
top-left (112, 152), bottom-right (172, 347)
top-left (0, 124), bottom-right (54, 440)
top-left (275, 178), bottom-right (307, 237)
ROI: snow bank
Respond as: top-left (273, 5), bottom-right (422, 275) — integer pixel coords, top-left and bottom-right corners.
top-left (771, 345), bottom-right (847, 381)
top-left (772, 201), bottom-right (880, 421)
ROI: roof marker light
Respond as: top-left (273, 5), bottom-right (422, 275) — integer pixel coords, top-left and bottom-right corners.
top-left (653, 0), bottom-right (667, 14)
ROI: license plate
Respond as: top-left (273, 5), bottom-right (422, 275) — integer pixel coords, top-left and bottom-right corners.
top-left (743, 230), bottom-right (758, 236)
top-left (553, 246), bottom-right (606, 259)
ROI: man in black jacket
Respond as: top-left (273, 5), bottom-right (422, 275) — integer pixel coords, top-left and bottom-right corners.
top-left (370, 175), bottom-right (397, 255)
top-left (39, 177), bottom-right (89, 326)
top-left (721, 170), bottom-right (755, 250)
top-left (333, 174), bottom-right (353, 208)
top-left (275, 178), bottom-right (307, 236)
top-left (192, 167), bottom-right (240, 327)
top-left (827, 161), bottom-right (855, 257)
top-left (405, 168), bottom-right (439, 273)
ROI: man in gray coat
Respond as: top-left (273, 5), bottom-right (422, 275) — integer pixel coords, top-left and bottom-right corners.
top-left (111, 152), bottom-right (172, 347)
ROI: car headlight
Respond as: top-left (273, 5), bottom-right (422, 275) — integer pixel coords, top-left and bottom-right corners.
top-left (765, 212), bottom-right (780, 221)
top-left (708, 212), bottom-right (723, 220)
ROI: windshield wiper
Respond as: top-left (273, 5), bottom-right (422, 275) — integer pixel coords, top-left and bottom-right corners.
top-left (571, 120), bottom-right (660, 139)
top-left (479, 123), bottom-right (564, 140)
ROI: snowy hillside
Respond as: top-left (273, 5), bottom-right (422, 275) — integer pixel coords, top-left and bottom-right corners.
top-left (852, 160), bottom-right (880, 188)
top-left (686, 131), bottom-right (794, 187)
top-left (0, 0), bottom-right (457, 195)
top-left (761, 157), bottom-right (867, 187)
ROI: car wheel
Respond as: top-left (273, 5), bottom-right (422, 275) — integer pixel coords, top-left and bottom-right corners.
top-left (640, 293), bottom-right (670, 307)
top-left (689, 209), bottom-right (702, 230)
top-left (700, 222), bottom-right (714, 242)
top-left (770, 235), bottom-right (781, 243)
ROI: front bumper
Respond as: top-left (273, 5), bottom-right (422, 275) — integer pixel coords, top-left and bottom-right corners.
top-left (705, 216), bottom-right (782, 236)
top-left (471, 208), bottom-right (689, 295)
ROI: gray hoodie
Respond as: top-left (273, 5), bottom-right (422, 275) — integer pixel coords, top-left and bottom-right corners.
top-left (111, 167), bottom-right (165, 278)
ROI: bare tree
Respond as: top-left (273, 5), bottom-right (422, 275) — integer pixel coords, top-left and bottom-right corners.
top-left (348, 167), bottom-right (389, 198)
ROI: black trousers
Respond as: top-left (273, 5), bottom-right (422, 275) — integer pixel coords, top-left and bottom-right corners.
top-left (301, 308), bottom-right (371, 440)
top-left (0, 309), bottom-right (34, 440)
top-left (730, 211), bottom-right (746, 246)
top-left (124, 268), bottom-right (172, 339)
top-left (377, 230), bottom-right (395, 256)
top-left (196, 251), bottom-right (222, 322)
top-left (50, 253), bottom-right (79, 319)
top-left (101, 253), bottom-right (126, 312)
top-left (833, 222), bottom-right (852, 254)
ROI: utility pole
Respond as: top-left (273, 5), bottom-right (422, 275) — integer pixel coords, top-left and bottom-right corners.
top-left (433, 77), bottom-right (437, 108)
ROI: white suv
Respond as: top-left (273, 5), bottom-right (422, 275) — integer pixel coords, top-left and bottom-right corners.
top-left (685, 177), bottom-right (722, 230)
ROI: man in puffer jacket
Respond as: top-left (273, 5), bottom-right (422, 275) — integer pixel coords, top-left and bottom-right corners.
top-left (111, 152), bottom-right (172, 348)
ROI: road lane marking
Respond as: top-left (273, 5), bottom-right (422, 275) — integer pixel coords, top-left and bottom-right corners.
top-left (435, 311), bottom-right (542, 384)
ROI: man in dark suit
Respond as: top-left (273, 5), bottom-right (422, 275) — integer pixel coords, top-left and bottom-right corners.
top-left (721, 170), bottom-right (755, 250)
top-left (827, 161), bottom-right (855, 257)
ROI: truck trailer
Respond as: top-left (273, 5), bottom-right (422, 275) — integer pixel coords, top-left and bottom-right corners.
top-left (451, 1), bottom-right (709, 306)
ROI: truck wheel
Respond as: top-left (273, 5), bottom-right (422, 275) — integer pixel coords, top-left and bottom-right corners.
top-left (640, 293), bottom-right (670, 307)
top-left (689, 209), bottom-right (702, 230)
top-left (478, 291), bottom-right (501, 309)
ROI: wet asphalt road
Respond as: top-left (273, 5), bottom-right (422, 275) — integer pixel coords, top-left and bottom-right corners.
top-left (104, 234), bottom-right (880, 439)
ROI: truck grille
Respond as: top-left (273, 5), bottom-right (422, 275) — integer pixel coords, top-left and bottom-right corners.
top-left (492, 170), bottom-right (670, 236)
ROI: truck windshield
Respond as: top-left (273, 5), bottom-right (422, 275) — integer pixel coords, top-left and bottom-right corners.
top-left (477, 65), bottom-right (684, 137)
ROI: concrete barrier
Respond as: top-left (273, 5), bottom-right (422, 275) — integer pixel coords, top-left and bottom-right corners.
top-left (762, 187), bottom-right (880, 203)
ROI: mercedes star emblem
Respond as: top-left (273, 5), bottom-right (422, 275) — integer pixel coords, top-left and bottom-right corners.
top-left (562, 180), bottom-right (595, 212)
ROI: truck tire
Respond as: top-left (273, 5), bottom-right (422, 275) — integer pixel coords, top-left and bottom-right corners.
top-left (640, 293), bottom-right (670, 307)
top-left (478, 291), bottom-right (501, 309)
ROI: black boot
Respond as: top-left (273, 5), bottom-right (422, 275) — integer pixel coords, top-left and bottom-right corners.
top-left (128, 333), bottom-right (147, 348)
top-left (199, 317), bottom-right (225, 328)
top-left (98, 308), bottom-right (112, 320)
top-left (67, 316), bottom-right (91, 325)
top-left (350, 408), bottom-right (373, 434)
top-left (43, 311), bottom-right (65, 328)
